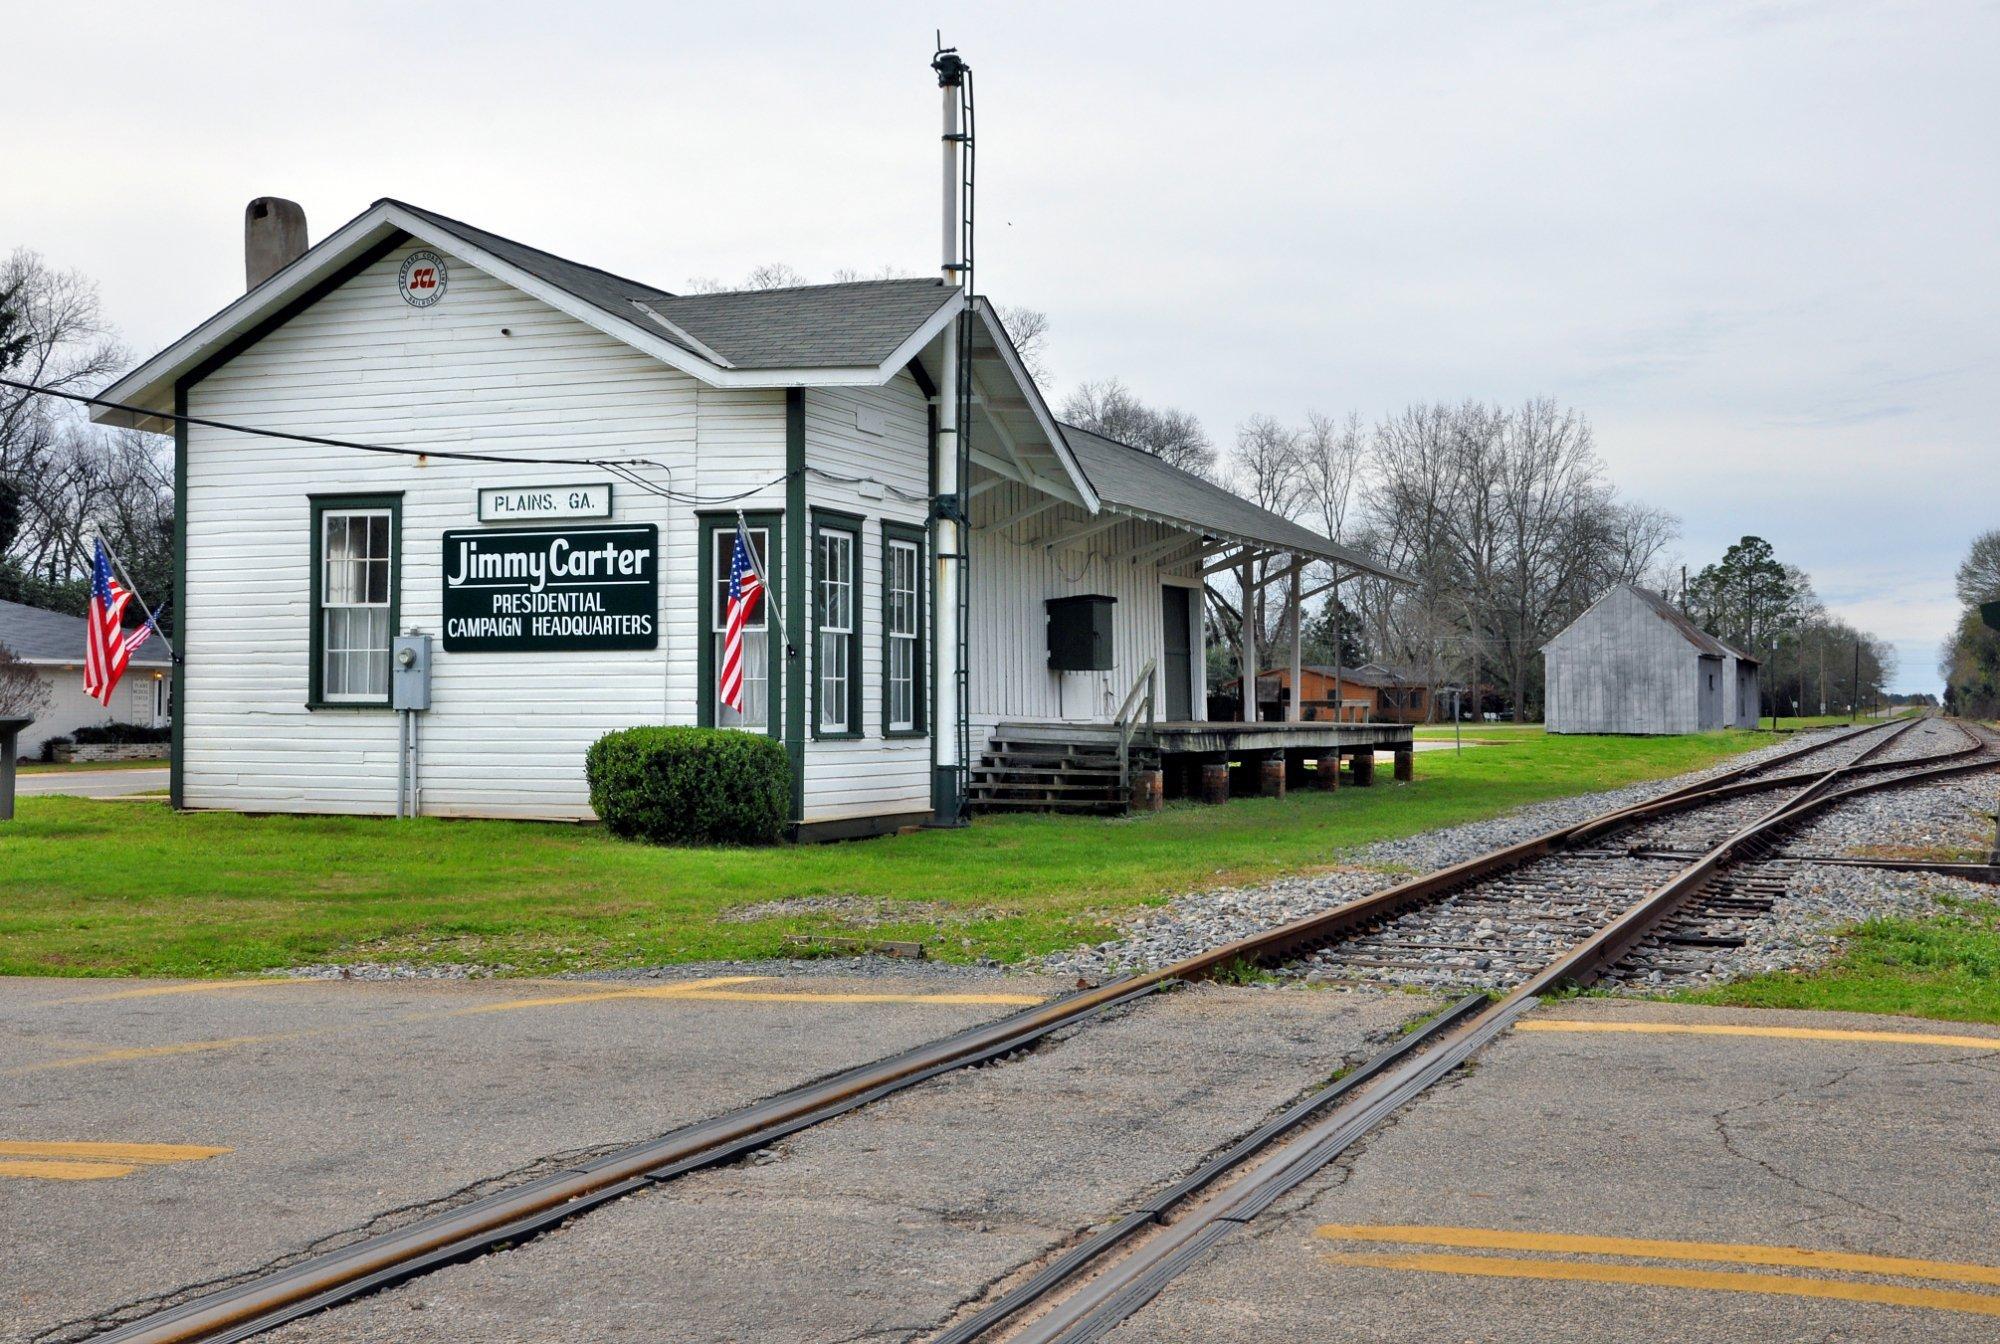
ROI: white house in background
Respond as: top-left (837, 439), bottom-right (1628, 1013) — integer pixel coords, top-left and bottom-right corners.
top-left (1543, 584), bottom-right (1761, 735)
top-left (90, 189), bottom-right (1404, 835)
top-left (0, 598), bottom-right (171, 760)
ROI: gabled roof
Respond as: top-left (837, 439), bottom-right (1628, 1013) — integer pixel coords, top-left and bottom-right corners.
top-left (1057, 424), bottom-right (1412, 582)
top-left (92, 198), bottom-right (967, 433)
top-left (0, 598), bottom-right (170, 668)
top-left (639, 279), bottom-right (959, 370)
top-left (1545, 583), bottom-right (1759, 664)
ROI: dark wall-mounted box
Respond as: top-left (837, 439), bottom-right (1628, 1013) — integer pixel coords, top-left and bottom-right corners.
top-left (1047, 594), bottom-right (1116, 671)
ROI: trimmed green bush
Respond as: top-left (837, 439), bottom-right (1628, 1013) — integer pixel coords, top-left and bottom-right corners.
top-left (585, 726), bottom-right (790, 846)
top-left (72, 722), bottom-right (172, 745)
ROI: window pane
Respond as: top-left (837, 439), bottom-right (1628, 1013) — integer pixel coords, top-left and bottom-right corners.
top-left (819, 632), bottom-right (847, 730)
top-left (717, 629), bottom-right (769, 728)
top-left (714, 528), bottom-right (767, 632)
top-left (324, 612), bottom-right (346, 696)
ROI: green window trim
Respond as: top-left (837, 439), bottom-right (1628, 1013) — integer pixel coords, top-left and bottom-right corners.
top-left (698, 511), bottom-right (784, 736)
top-left (881, 519), bottom-right (928, 737)
top-left (811, 508), bottom-right (865, 741)
top-left (307, 493), bottom-right (402, 710)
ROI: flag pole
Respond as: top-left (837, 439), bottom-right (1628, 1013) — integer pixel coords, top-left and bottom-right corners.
top-left (98, 537), bottom-right (177, 660)
top-left (734, 508), bottom-right (791, 652)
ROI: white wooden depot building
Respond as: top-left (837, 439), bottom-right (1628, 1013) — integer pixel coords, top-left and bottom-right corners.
top-left (94, 197), bottom-right (1404, 836)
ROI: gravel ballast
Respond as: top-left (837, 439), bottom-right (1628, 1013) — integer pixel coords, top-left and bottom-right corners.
top-left (1041, 723), bottom-right (2000, 991)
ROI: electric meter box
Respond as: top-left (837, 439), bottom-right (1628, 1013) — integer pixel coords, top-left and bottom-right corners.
top-left (1046, 595), bottom-right (1117, 671)
top-left (390, 634), bottom-right (433, 710)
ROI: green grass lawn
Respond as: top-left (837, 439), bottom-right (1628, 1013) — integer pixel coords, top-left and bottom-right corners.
top-left (1674, 896), bottom-right (2000, 1024)
top-left (0, 729), bottom-right (1781, 980)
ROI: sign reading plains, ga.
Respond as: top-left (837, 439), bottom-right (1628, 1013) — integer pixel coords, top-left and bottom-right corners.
top-left (442, 524), bottom-right (659, 653)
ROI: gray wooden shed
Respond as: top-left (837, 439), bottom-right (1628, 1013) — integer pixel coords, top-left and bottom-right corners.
top-left (1543, 585), bottom-right (1761, 734)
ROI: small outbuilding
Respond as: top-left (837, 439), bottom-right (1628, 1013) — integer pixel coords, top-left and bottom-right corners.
top-left (1543, 585), bottom-right (1760, 734)
top-left (0, 598), bottom-right (172, 760)
top-left (1217, 663), bottom-right (1437, 724)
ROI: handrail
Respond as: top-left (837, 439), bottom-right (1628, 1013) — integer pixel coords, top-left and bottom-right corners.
top-left (1114, 658), bottom-right (1158, 801)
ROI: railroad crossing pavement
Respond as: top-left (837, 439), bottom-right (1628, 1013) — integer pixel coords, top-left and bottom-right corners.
top-left (1104, 997), bottom-right (2000, 1343)
top-left (0, 966), bottom-right (1070, 1343)
top-left (195, 981), bottom-right (1432, 1344)
top-left (10, 766), bottom-right (167, 797)
top-left (1, 971), bottom-right (1432, 1344)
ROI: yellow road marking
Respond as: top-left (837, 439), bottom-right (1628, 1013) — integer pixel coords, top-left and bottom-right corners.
top-left (1516, 1020), bottom-right (2000, 1051)
top-left (0, 1159), bottom-right (138, 1181)
top-left (444, 976), bottom-right (768, 1015)
top-left (1, 1032), bottom-right (302, 1076)
top-left (1319, 1251), bottom-right (2000, 1318)
top-left (664, 990), bottom-right (1046, 1006)
top-left (0, 1141), bottom-right (230, 1164)
top-left (0, 1141), bottom-right (229, 1182)
top-left (7, 976), bottom-right (1043, 1073)
top-left (1313, 1226), bottom-right (2000, 1288)
top-left (52, 980), bottom-right (310, 1005)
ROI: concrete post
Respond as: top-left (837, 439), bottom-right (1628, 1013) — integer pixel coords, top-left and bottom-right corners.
top-left (1315, 752), bottom-right (1340, 789)
top-left (1200, 760), bottom-right (1231, 805)
top-left (1350, 750), bottom-right (1376, 787)
top-left (0, 718), bottom-right (27, 821)
top-left (1257, 754), bottom-right (1286, 798)
top-left (1394, 748), bottom-right (1414, 782)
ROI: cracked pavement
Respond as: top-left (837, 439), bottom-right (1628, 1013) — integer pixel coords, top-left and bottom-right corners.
top-left (1103, 998), bottom-right (2000, 1343)
top-left (0, 968), bottom-right (1074, 1343)
top-left (248, 983), bottom-right (1432, 1344)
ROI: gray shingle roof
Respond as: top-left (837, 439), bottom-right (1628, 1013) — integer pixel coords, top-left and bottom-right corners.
top-left (1623, 585), bottom-right (1736, 660)
top-left (641, 280), bottom-right (957, 370)
top-left (1058, 424), bottom-right (1412, 582)
top-left (0, 599), bottom-right (170, 667)
top-left (388, 201), bottom-right (956, 371)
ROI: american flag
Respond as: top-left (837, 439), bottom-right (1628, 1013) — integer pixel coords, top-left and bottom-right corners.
top-left (83, 539), bottom-right (159, 707)
top-left (719, 532), bottom-right (763, 713)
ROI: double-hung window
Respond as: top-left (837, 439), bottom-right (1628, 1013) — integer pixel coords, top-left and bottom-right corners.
top-left (709, 523), bottom-right (773, 730)
top-left (813, 513), bottom-right (861, 737)
top-left (882, 522), bottom-right (926, 735)
top-left (311, 495), bottom-right (399, 706)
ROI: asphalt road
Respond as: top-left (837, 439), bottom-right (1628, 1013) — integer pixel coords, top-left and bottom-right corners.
top-left (259, 981), bottom-right (1430, 1344)
top-left (0, 967), bottom-right (1072, 1343)
top-left (11, 766), bottom-right (167, 797)
top-left (1107, 998), bottom-right (2000, 1343)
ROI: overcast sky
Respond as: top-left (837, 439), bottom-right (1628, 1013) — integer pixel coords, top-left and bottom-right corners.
top-left (8, 1), bottom-right (1993, 692)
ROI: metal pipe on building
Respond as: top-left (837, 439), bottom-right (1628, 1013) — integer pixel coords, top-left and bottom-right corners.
top-left (931, 42), bottom-right (969, 822)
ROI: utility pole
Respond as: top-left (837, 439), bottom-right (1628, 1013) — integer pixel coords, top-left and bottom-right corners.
top-left (1851, 638), bottom-right (1861, 725)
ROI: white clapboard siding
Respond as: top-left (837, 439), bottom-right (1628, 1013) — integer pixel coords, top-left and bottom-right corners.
top-left (965, 479), bottom-right (1190, 726)
top-left (798, 377), bottom-right (934, 821)
top-left (181, 242), bottom-right (786, 819)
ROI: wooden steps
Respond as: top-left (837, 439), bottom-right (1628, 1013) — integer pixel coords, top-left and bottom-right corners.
top-left (969, 730), bottom-right (1156, 816)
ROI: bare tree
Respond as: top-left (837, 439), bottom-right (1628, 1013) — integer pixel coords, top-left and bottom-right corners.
top-left (0, 643), bottom-right (49, 721)
top-left (1956, 529), bottom-right (2000, 606)
top-left (1061, 378), bottom-right (1216, 477)
top-left (995, 305), bottom-right (1052, 385)
top-left (682, 263), bottom-right (812, 294)
top-left (1, 250), bottom-right (129, 560)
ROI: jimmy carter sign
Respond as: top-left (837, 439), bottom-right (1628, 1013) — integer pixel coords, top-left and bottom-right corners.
top-left (442, 524), bottom-right (658, 652)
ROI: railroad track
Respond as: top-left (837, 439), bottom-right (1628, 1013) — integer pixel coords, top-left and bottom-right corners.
top-left (87, 716), bottom-right (1999, 1344)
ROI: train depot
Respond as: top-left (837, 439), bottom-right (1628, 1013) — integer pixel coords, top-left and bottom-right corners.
top-left (91, 191), bottom-right (1411, 836)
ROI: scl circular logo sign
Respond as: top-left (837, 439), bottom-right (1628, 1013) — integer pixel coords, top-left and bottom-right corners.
top-left (398, 250), bottom-right (447, 308)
